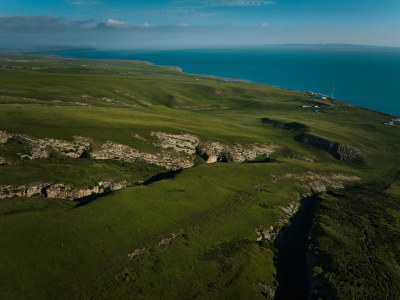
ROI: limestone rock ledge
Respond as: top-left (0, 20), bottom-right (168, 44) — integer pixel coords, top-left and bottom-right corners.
top-left (196, 141), bottom-right (276, 163)
top-left (90, 141), bottom-right (194, 170)
top-left (0, 181), bottom-right (126, 200)
top-left (5, 132), bottom-right (92, 159)
top-left (0, 130), bottom-right (276, 170)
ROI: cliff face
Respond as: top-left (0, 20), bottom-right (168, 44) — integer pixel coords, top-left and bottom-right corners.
top-left (196, 141), bottom-right (275, 164)
top-left (295, 133), bottom-right (361, 162)
top-left (43, 181), bottom-right (126, 200)
top-left (5, 132), bottom-right (92, 159)
top-left (0, 181), bottom-right (126, 200)
top-left (0, 130), bottom-right (276, 200)
top-left (0, 184), bottom-right (45, 199)
top-left (0, 130), bottom-right (276, 169)
top-left (89, 141), bottom-right (195, 170)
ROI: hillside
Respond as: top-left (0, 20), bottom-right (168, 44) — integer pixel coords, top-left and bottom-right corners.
top-left (0, 52), bottom-right (399, 299)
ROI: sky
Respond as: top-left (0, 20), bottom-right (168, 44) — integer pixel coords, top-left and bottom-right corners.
top-left (1, 0), bottom-right (400, 49)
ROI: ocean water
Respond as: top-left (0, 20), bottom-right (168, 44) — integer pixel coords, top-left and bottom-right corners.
top-left (54, 48), bottom-right (400, 115)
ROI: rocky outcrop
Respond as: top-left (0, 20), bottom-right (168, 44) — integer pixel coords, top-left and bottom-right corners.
top-left (1, 130), bottom-right (276, 170)
top-left (0, 181), bottom-right (126, 200)
top-left (151, 131), bottom-right (199, 154)
top-left (196, 141), bottom-right (275, 163)
top-left (7, 132), bottom-right (92, 159)
top-left (0, 184), bottom-right (46, 199)
top-left (93, 133), bottom-right (275, 169)
top-left (128, 248), bottom-right (149, 260)
top-left (295, 133), bottom-right (361, 162)
top-left (158, 229), bottom-right (184, 246)
top-left (256, 201), bottom-right (300, 241)
top-left (0, 157), bottom-right (7, 165)
top-left (90, 141), bottom-right (194, 170)
top-left (336, 143), bottom-right (360, 162)
top-left (254, 172), bottom-right (359, 196)
top-left (90, 142), bottom-right (152, 162)
top-left (196, 141), bottom-right (228, 163)
top-left (43, 181), bottom-right (126, 200)
top-left (254, 171), bottom-right (359, 242)
top-left (284, 172), bottom-right (360, 194)
top-left (0, 131), bottom-right (8, 143)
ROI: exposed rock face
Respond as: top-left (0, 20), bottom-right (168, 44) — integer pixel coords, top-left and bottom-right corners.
top-left (0, 131), bottom-right (8, 143)
top-left (336, 143), bottom-right (360, 162)
top-left (196, 141), bottom-right (226, 163)
top-left (255, 172), bottom-right (360, 197)
top-left (8, 133), bottom-right (92, 159)
top-left (0, 181), bottom-right (126, 200)
top-left (0, 184), bottom-right (46, 199)
top-left (256, 201), bottom-right (300, 242)
top-left (128, 248), bottom-right (149, 260)
top-left (90, 141), bottom-right (194, 170)
top-left (44, 181), bottom-right (126, 200)
top-left (283, 172), bottom-right (360, 196)
top-left (151, 131), bottom-right (200, 154)
top-left (254, 171), bottom-right (359, 242)
top-left (1, 130), bottom-right (276, 170)
top-left (196, 141), bottom-right (275, 163)
top-left (158, 229), bottom-right (184, 246)
top-left (0, 157), bottom-right (7, 165)
top-left (295, 133), bottom-right (361, 162)
top-left (91, 142), bottom-right (148, 161)
top-left (93, 133), bottom-right (275, 169)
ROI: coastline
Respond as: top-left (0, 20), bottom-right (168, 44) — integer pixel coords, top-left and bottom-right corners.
top-left (50, 49), bottom-right (400, 117)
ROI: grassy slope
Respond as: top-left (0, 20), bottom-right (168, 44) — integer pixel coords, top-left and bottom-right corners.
top-left (0, 53), bottom-right (399, 299)
top-left (308, 182), bottom-right (400, 299)
top-left (0, 162), bottom-right (356, 299)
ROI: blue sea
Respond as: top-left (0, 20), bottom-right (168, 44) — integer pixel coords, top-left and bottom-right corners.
top-left (54, 47), bottom-right (400, 115)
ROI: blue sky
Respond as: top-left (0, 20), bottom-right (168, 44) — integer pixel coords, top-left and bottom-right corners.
top-left (1, 0), bottom-right (399, 49)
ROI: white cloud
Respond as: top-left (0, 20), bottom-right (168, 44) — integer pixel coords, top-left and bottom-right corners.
top-left (172, 0), bottom-right (275, 6)
top-left (67, 0), bottom-right (100, 6)
top-left (103, 18), bottom-right (129, 28)
top-left (106, 18), bottom-right (125, 26)
top-left (172, 0), bottom-right (275, 7)
top-left (261, 22), bottom-right (270, 27)
top-left (212, 0), bottom-right (275, 6)
top-left (145, 6), bottom-right (224, 19)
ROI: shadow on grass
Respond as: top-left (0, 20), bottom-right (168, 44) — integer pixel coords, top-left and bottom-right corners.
top-left (141, 169), bottom-right (182, 185)
top-left (246, 157), bottom-right (276, 164)
top-left (73, 169), bottom-right (183, 208)
top-left (273, 195), bottom-right (320, 300)
top-left (74, 191), bottom-right (113, 208)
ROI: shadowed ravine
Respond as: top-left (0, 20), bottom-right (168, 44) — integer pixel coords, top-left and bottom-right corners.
top-left (273, 195), bottom-right (320, 299)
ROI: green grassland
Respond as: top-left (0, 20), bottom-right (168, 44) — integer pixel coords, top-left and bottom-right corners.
top-left (0, 53), bottom-right (399, 299)
top-left (308, 182), bottom-right (400, 299)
